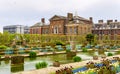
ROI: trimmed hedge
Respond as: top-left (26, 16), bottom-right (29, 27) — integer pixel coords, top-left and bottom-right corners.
top-left (107, 52), bottom-right (113, 56)
top-left (82, 47), bottom-right (87, 52)
top-left (0, 45), bottom-right (7, 49)
top-left (29, 51), bottom-right (37, 58)
top-left (73, 56), bottom-right (82, 62)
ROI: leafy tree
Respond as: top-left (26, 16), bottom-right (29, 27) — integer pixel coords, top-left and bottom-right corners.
top-left (86, 34), bottom-right (94, 44)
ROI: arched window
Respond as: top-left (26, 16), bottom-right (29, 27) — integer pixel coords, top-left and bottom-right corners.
top-left (54, 26), bottom-right (58, 34)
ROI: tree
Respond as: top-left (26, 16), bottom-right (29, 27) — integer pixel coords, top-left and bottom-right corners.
top-left (86, 34), bottom-right (94, 44)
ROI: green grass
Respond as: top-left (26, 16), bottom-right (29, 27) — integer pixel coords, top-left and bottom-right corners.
top-left (35, 61), bottom-right (48, 69)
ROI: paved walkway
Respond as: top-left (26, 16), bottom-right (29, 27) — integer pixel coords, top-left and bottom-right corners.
top-left (1, 51), bottom-right (66, 60)
top-left (13, 54), bottom-right (120, 74)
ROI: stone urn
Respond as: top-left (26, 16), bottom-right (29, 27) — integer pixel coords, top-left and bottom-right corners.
top-left (113, 57), bottom-right (119, 61)
top-left (101, 55), bottom-right (106, 59)
top-left (53, 61), bottom-right (60, 67)
top-left (66, 51), bottom-right (76, 57)
top-left (5, 55), bottom-right (11, 60)
top-left (93, 55), bottom-right (98, 60)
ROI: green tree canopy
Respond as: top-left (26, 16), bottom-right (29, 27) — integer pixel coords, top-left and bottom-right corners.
top-left (86, 34), bottom-right (94, 44)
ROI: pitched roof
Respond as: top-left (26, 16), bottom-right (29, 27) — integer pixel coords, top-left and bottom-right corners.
top-left (73, 16), bottom-right (90, 21)
top-left (49, 15), bottom-right (67, 21)
top-left (31, 22), bottom-right (43, 28)
top-left (67, 16), bottom-right (91, 24)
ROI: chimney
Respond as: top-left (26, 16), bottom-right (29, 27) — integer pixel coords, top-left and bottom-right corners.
top-left (107, 20), bottom-right (113, 25)
top-left (98, 20), bottom-right (103, 23)
top-left (115, 19), bottom-right (117, 22)
top-left (67, 13), bottom-right (73, 21)
top-left (41, 18), bottom-right (45, 23)
top-left (89, 17), bottom-right (93, 22)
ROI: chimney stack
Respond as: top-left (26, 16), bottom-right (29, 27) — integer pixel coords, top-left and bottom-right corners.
top-left (107, 20), bottom-right (113, 25)
top-left (115, 19), bottom-right (117, 22)
top-left (41, 18), bottom-right (45, 24)
top-left (89, 17), bottom-right (93, 22)
top-left (98, 20), bottom-right (103, 23)
top-left (67, 13), bottom-right (73, 21)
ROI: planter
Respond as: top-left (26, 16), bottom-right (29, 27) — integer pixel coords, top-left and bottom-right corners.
top-left (113, 57), bottom-right (119, 61)
top-left (93, 56), bottom-right (98, 60)
top-left (52, 51), bottom-right (56, 54)
top-left (11, 56), bottom-right (24, 65)
top-left (4, 55), bottom-right (11, 60)
top-left (67, 51), bottom-right (76, 57)
top-left (53, 61), bottom-right (60, 67)
top-left (101, 55), bottom-right (106, 59)
top-left (98, 49), bottom-right (105, 55)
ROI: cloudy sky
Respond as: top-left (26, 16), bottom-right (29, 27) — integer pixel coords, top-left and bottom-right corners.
top-left (0, 0), bottom-right (120, 32)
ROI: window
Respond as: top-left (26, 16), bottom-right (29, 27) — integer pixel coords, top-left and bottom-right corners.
top-left (70, 27), bottom-right (72, 34)
top-left (74, 27), bottom-right (78, 34)
top-left (54, 26), bottom-right (58, 34)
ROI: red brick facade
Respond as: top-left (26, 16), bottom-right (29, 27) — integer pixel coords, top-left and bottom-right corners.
top-left (30, 13), bottom-right (93, 35)
top-left (92, 20), bottom-right (120, 40)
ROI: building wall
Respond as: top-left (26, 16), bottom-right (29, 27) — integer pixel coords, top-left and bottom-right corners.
top-left (30, 13), bottom-right (93, 35)
top-left (16, 25), bottom-right (24, 34)
top-left (3, 25), bottom-right (29, 34)
top-left (30, 27), bottom-right (42, 34)
top-left (41, 25), bottom-right (49, 34)
top-left (66, 24), bottom-right (78, 35)
top-left (49, 20), bottom-right (66, 34)
top-left (92, 20), bottom-right (120, 40)
top-left (66, 23), bottom-right (92, 35)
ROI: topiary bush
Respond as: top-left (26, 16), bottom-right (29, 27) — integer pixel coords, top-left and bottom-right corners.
top-left (29, 51), bottom-right (37, 58)
top-left (82, 47), bottom-right (87, 52)
top-left (66, 49), bottom-right (71, 53)
top-left (55, 41), bottom-right (65, 46)
top-left (107, 52), bottom-right (113, 56)
top-left (73, 56), bottom-right (82, 62)
top-left (56, 41), bottom-right (63, 45)
top-left (0, 45), bottom-right (7, 49)
top-left (35, 61), bottom-right (48, 69)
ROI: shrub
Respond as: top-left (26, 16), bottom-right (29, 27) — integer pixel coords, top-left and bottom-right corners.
top-left (0, 45), bottom-right (7, 49)
top-left (29, 51), bottom-right (37, 58)
top-left (66, 49), bottom-right (71, 53)
top-left (73, 56), bottom-right (82, 62)
top-left (55, 41), bottom-right (64, 45)
top-left (12, 45), bottom-right (16, 48)
top-left (35, 61), bottom-right (48, 69)
top-left (82, 47), bottom-right (87, 52)
top-left (116, 50), bottom-right (120, 54)
top-left (107, 52), bottom-right (113, 56)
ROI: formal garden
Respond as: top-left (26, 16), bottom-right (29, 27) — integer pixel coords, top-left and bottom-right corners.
top-left (0, 32), bottom-right (120, 74)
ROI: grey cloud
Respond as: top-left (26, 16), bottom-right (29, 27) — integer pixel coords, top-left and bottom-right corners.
top-left (0, 0), bottom-right (120, 32)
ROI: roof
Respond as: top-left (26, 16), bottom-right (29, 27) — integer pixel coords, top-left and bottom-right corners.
top-left (73, 16), bottom-right (90, 21)
top-left (49, 15), bottom-right (67, 21)
top-left (3, 25), bottom-right (24, 28)
top-left (67, 16), bottom-right (91, 24)
top-left (31, 22), bottom-right (44, 28)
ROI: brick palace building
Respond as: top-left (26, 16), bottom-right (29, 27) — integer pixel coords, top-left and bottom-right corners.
top-left (30, 13), bottom-right (93, 35)
top-left (92, 20), bottom-right (120, 40)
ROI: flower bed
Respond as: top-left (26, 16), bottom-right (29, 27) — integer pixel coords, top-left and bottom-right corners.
top-left (72, 58), bottom-right (120, 74)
